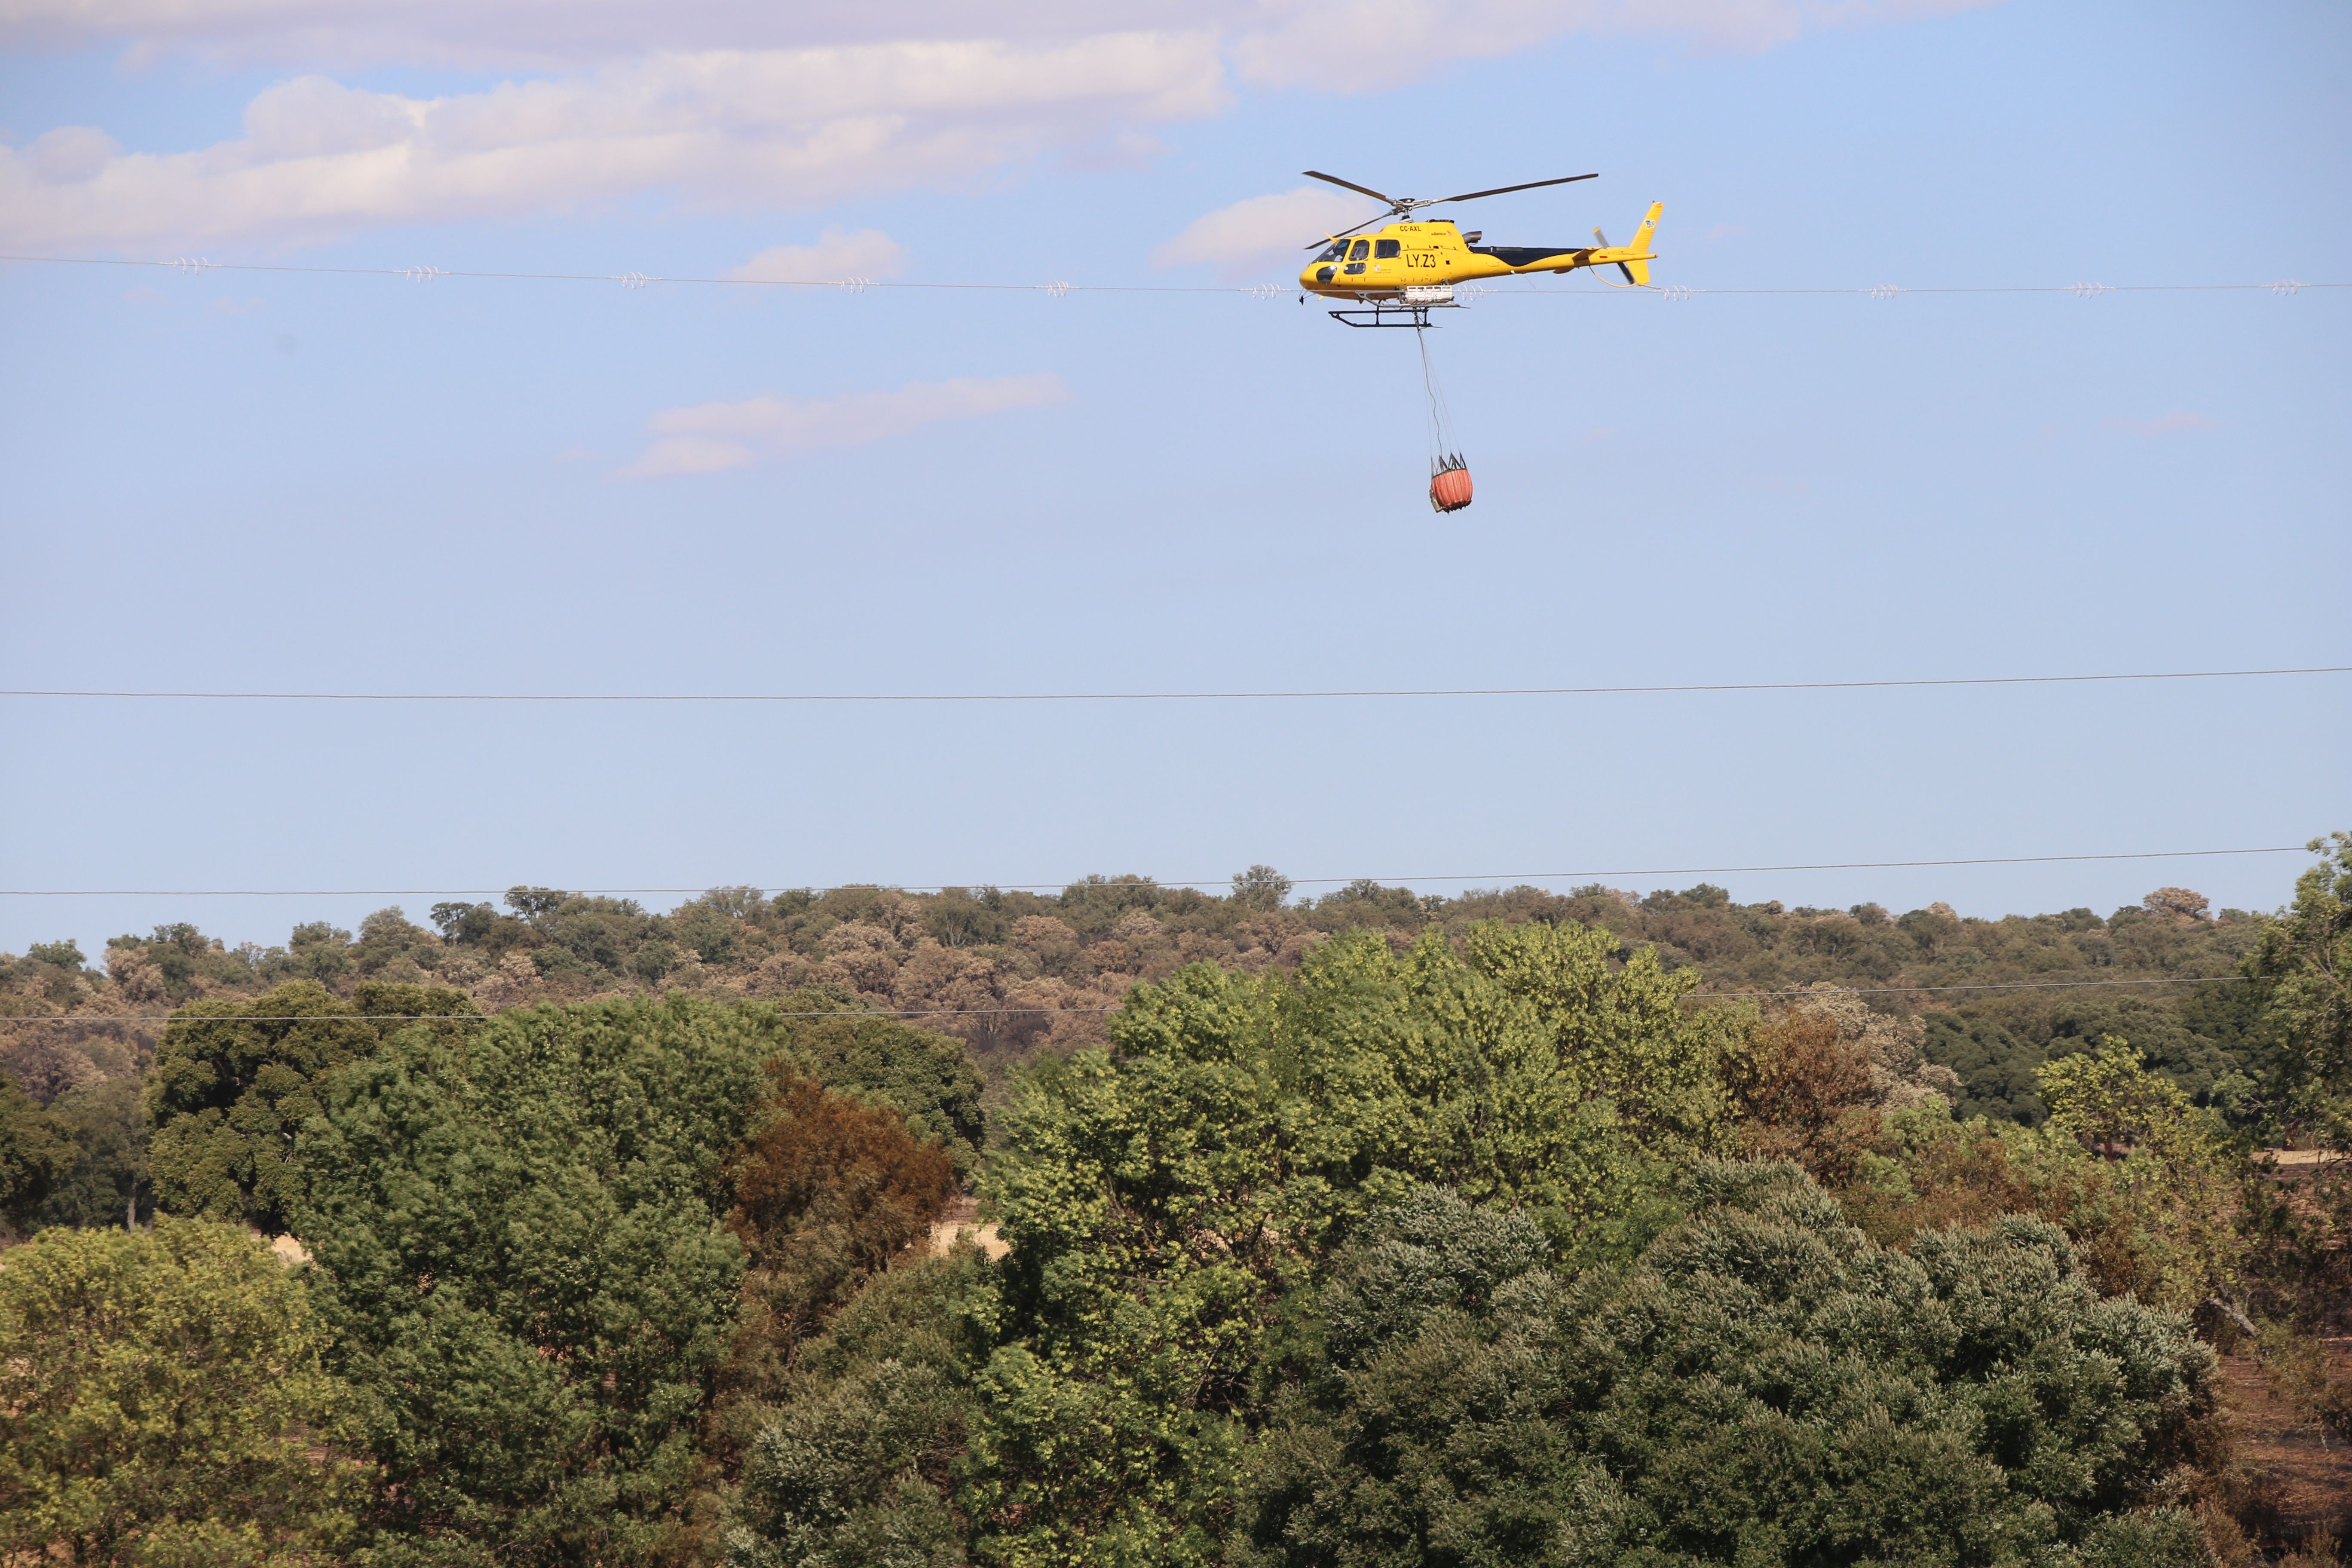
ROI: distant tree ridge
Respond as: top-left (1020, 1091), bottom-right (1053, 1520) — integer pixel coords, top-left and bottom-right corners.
top-left (3, 872), bottom-right (2278, 1141)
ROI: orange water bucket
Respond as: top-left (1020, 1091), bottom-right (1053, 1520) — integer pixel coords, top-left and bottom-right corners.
top-left (1429, 459), bottom-right (1473, 514)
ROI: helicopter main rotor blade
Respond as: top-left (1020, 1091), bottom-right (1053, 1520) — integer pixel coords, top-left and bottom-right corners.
top-left (1302, 170), bottom-right (1400, 207)
top-left (1433, 172), bottom-right (1598, 205)
top-left (1294, 168), bottom-right (1593, 249)
top-left (1302, 213), bottom-right (1396, 251)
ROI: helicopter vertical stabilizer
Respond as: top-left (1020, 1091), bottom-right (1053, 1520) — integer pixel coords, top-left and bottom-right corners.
top-left (1618, 202), bottom-right (1662, 286)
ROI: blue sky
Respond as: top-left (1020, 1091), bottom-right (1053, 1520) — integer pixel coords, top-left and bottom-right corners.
top-left (2, 0), bottom-right (2346, 957)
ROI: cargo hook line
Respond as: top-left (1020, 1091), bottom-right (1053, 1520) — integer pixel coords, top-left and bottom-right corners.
top-left (1416, 323), bottom-right (1461, 471)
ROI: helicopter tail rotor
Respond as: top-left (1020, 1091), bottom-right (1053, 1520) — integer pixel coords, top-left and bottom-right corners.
top-left (1590, 202), bottom-right (1662, 287)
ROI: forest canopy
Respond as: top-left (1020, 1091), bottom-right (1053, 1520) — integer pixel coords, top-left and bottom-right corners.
top-left (1, 836), bottom-right (2346, 1566)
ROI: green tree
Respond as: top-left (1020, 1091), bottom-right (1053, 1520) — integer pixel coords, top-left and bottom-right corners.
top-left (2036, 1038), bottom-right (2242, 1309)
top-left (0, 1218), bottom-right (370, 1566)
top-left (1920, 1013), bottom-right (2048, 1124)
top-left (0, 1072), bottom-right (74, 1234)
top-left (298, 998), bottom-right (769, 1565)
top-left (430, 900), bottom-right (525, 951)
top-left (925, 887), bottom-right (1011, 950)
top-left (351, 906), bottom-right (441, 977)
top-left (2245, 830), bottom-right (2352, 1145)
top-left (505, 885), bottom-right (570, 921)
top-left (1237, 1169), bottom-right (2217, 1568)
top-left (144, 980), bottom-right (480, 1232)
top-left (109, 922), bottom-right (253, 998)
top-left (957, 924), bottom-right (1724, 1565)
top-left (1231, 866), bottom-right (1294, 912)
top-left (1306, 880), bottom-right (1429, 933)
top-left (725, 1250), bottom-right (994, 1568)
top-left (41, 1075), bottom-right (153, 1230)
top-left (2037, 1035), bottom-right (2219, 1161)
top-left (771, 998), bottom-right (987, 1177)
top-left (286, 921), bottom-right (355, 984)
top-left (524, 894), bottom-right (671, 982)
top-left (300, 995), bottom-right (970, 1567)
top-left (1454, 920), bottom-right (1734, 1157)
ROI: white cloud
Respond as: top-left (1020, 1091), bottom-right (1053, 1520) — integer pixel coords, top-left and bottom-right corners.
top-left (3, 0), bottom-right (2001, 74)
top-left (619, 372), bottom-right (1066, 477)
top-left (732, 227), bottom-right (907, 283)
top-left (0, 34), bottom-right (1228, 249)
top-left (0, 0), bottom-right (2001, 250)
top-left (1228, 0), bottom-right (2000, 90)
top-left (0, 0), bottom-right (1214, 69)
top-left (24, 126), bottom-right (122, 182)
top-left (1151, 185), bottom-right (1370, 279)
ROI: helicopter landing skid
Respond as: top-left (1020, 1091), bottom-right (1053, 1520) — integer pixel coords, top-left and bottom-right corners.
top-left (1327, 300), bottom-right (1458, 328)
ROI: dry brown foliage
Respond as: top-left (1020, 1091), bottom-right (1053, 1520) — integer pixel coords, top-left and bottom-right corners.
top-left (729, 1073), bottom-right (958, 1333)
top-left (703, 1072), bottom-right (959, 1473)
top-left (2145, 886), bottom-right (2214, 922)
top-left (1834, 1119), bottom-right (2163, 1301)
top-left (1728, 1010), bottom-right (1880, 1185)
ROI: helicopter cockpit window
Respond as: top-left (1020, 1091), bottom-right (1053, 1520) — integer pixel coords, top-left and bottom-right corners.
top-left (1348, 239), bottom-right (1370, 262)
top-left (1317, 243), bottom-right (1346, 262)
top-left (1374, 239), bottom-right (1401, 259)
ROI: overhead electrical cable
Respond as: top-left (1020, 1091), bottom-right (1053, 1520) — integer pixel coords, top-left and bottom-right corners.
top-left (5, 665), bottom-right (2345, 705)
top-left (1516, 280), bottom-right (2339, 300)
top-left (0, 845), bottom-right (2313, 898)
top-left (1687, 977), bottom-right (2249, 998)
top-left (0, 252), bottom-right (2341, 300)
top-left (7, 975), bottom-right (2259, 1027)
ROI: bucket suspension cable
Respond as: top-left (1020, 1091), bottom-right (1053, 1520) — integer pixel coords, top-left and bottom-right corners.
top-left (1416, 325), bottom-right (1474, 513)
top-left (1415, 324), bottom-right (1462, 472)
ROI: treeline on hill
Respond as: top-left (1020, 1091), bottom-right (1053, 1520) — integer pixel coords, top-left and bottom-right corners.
top-left (0, 859), bottom-right (2291, 1155)
top-left (0, 836), bottom-right (2346, 1567)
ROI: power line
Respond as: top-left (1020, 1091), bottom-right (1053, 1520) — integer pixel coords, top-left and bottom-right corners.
top-left (5, 664), bottom-right (2344, 705)
top-left (4, 974), bottom-right (2255, 1026)
top-left (7, 1011), bottom-right (1050, 1025)
top-left (1704, 976), bottom-right (2245, 998)
top-left (0, 845), bottom-right (2313, 898)
top-left (1, 252), bottom-right (2343, 300)
top-left (1573, 281), bottom-right (2342, 300)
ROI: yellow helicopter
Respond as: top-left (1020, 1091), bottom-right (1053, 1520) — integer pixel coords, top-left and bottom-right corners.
top-left (1296, 170), bottom-right (1660, 326)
